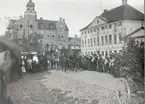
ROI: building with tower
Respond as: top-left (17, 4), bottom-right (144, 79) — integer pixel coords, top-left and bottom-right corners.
top-left (80, 0), bottom-right (144, 57)
top-left (7, 0), bottom-right (69, 52)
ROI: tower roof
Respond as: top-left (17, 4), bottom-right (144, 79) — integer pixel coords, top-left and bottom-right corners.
top-left (26, 0), bottom-right (35, 7)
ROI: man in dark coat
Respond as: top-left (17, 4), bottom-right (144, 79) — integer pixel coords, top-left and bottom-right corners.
top-left (0, 38), bottom-right (22, 104)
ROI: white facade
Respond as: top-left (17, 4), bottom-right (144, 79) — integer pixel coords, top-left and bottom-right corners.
top-left (80, 17), bottom-right (144, 57)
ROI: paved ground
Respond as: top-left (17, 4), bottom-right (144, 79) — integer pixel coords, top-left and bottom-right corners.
top-left (7, 70), bottom-right (144, 104)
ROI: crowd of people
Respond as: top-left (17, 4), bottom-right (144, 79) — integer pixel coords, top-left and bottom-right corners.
top-left (20, 40), bottom-right (144, 78)
top-left (21, 52), bottom-right (48, 73)
top-left (20, 50), bottom-right (121, 77)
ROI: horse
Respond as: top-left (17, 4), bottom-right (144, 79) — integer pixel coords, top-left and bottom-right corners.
top-left (0, 38), bottom-right (22, 103)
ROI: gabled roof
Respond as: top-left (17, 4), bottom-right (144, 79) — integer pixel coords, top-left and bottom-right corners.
top-left (80, 4), bottom-right (144, 31)
top-left (37, 19), bottom-right (69, 31)
top-left (100, 4), bottom-right (144, 22)
top-left (37, 19), bottom-right (57, 30)
top-left (123, 27), bottom-right (144, 40)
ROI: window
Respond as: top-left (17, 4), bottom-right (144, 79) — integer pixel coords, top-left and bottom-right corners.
top-left (118, 22), bottom-right (122, 26)
top-left (82, 32), bottom-right (84, 35)
top-left (85, 31), bottom-right (87, 34)
top-left (101, 36), bottom-right (104, 45)
top-left (109, 24), bottom-right (112, 28)
top-left (109, 35), bottom-right (112, 44)
top-left (94, 38), bottom-right (96, 46)
top-left (97, 28), bottom-right (99, 31)
top-left (97, 20), bottom-right (99, 24)
top-left (47, 34), bottom-right (49, 37)
top-left (97, 51), bottom-right (100, 54)
top-left (85, 39), bottom-right (87, 46)
top-left (105, 51), bottom-right (108, 56)
top-left (102, 51), bottom-right (104, 56)
top-left (52, 35), bottom-right (54, 38)
top-left (97, 37), bottom-right (99, 46)
top-left (61, 36), bottom-right (63, 38)
top-left (105, 36), bottom-right (107, 44)
top-left (91, 38), bottom-right (93, 46)
top-left (105, 25), bottom-right (107, 29)
top-left (88, 30), bottom-right (90, 34)
top-left (82, 40), bottom-right (84, 47)
top-left (88, 39), bottom-right (90, 47)
top-left (94, 28), bottom-right (96, 32)
top-left (30, 25), bottom-right (33, 28)
top-left (101, 26), bottom-right (104, 30)
top-left (20, 25), bottom-right (22, 28)
top-left (114, 23), bottom-right (117, 27)
top-left (114, 34), bottom-right (117, 44)
top-left (119, 33), bottom-right (122, 43)
top-left (91, 30), bottom-right (92, 33)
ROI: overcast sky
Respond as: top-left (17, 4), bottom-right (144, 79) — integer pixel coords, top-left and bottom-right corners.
top-left (0, 0), bottom-right (144, 37)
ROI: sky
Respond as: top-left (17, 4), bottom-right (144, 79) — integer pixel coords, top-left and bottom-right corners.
top-left (0, 0), bottom-right (144, 37)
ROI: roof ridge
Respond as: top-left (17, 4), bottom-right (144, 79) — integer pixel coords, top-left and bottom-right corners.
top-left (37, 19), bottom-right (58, 22)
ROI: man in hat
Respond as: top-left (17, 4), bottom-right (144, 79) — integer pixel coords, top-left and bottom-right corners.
top-left (0, 37), bottom-right (22, 104)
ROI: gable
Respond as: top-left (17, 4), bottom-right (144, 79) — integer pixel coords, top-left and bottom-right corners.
top-left (88, 16), bottom-right (107, 28)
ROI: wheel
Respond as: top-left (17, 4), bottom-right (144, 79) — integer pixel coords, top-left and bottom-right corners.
top-left (115, 78), bottom-right (131, 104)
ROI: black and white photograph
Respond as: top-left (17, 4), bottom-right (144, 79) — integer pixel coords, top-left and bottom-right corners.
top-left (0, 0), bottom-right (144, 104)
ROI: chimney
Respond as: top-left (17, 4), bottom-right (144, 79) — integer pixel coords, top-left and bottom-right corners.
top-left (122, 0), bottom-right (127, 5)
top-left (104, 9), bottom-right (107, 13)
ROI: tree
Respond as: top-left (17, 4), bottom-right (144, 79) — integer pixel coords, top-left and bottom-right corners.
top-left (113, 38), bottom-right (144, 78)
top-left (5, 20), bottom-right (19, 42)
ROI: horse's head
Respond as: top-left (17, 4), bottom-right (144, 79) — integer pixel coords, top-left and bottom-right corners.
top-left (0, 39), bottom-right (22, 83)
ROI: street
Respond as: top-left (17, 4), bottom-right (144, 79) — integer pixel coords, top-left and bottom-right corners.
top-left (7, 70), bottom-right (143, 104)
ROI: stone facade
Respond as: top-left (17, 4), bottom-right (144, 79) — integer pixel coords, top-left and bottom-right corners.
top-left (8, 0), bottom-right (69, 52)
top-left (80, 0), bottom-right (144, 57)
